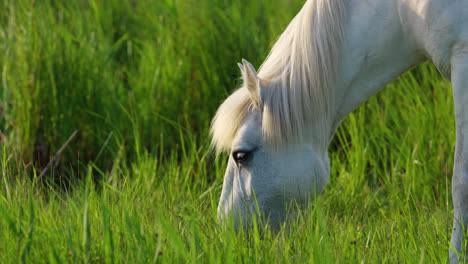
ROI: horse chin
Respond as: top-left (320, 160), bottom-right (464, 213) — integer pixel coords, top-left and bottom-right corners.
top-left (219, 193), bottom-right (320, 233)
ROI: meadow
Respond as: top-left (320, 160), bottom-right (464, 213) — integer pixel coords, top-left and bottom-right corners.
top-left (0, 0), bottom-right (459, 263)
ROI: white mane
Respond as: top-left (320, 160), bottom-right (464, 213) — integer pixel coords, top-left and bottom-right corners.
top-left (211, 0), bottom-right (346, 153)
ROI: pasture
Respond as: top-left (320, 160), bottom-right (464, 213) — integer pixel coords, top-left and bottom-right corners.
top-left (0, 0), bottom-right (457, 263)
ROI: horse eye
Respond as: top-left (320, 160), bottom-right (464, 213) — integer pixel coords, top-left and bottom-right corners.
top-left (232, 150), bottom-right (252, 164)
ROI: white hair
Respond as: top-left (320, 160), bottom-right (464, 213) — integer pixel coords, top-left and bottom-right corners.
top-left (211, 0), bottom-right (346, 153)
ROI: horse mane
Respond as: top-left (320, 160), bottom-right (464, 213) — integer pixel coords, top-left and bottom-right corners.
top-left (211, 0), bottom-right (346, 153)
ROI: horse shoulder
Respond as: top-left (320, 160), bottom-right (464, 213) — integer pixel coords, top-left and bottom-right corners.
top-left (401, 0), bottom-right (468, 78)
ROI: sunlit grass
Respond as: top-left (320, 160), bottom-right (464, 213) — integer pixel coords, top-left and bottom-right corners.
top-left (0, 0), bottom-right (457, 263)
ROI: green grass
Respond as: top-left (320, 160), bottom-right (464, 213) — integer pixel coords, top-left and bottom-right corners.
top-left (0, 0), bottom-right (459, 263)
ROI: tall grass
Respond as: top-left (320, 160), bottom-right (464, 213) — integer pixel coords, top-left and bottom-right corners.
top-left (0, 0), bottom-right (304, 175)
top-left (0, 0), bottom-right (457, 263)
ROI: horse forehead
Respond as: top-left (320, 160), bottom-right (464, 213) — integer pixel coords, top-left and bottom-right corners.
top-left (232, 111), bottom-right (262, 146)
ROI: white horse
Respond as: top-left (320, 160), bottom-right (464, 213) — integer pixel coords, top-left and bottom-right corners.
top-left (211, 0), bottom-right (468, 262)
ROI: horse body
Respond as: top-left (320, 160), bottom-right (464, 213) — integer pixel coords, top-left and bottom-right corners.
top-left (212, 0), bottom-right (468, 262)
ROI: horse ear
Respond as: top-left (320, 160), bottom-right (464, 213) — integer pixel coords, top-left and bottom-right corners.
top-left (241, 59), bottom-right (263, 108)
top-left (237, 63), bottom-right (245, 75)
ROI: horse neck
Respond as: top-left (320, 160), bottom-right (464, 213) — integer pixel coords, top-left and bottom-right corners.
top-left (327, 0), bottom-right (427, 143)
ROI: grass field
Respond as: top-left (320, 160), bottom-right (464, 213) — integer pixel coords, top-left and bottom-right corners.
top-left (0, 0), bottom-right (459, 263)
